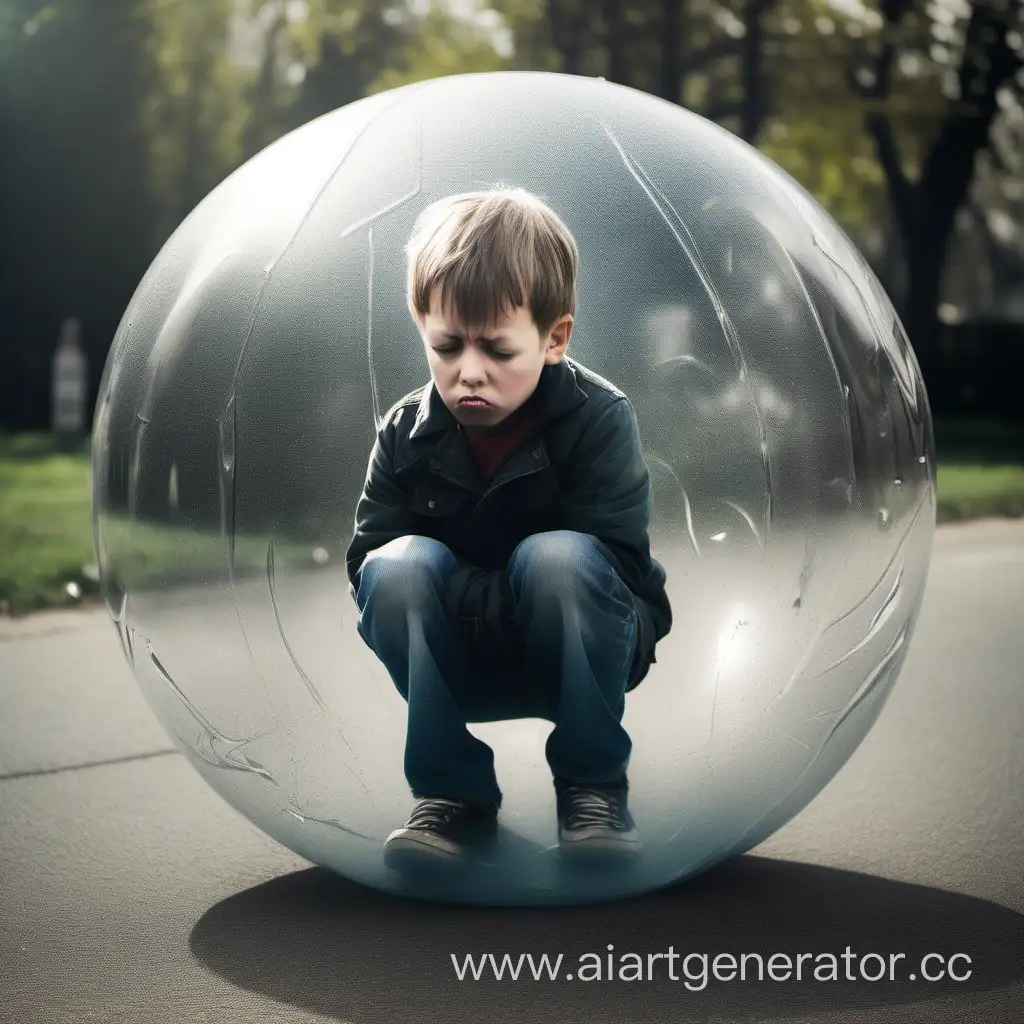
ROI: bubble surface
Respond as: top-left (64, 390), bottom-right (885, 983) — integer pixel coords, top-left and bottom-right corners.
top-left (91, 72), bottom-right (935, 906)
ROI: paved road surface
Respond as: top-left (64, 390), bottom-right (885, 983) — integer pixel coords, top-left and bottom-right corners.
top-left (1, 518), bottom-right (1022, 1023)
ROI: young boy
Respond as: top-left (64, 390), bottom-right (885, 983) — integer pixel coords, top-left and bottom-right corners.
top-left (345, 186), bottom-right (672, 870)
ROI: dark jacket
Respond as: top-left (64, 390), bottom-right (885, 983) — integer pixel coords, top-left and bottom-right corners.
top-left (345, 355), bottom-right (672, 691)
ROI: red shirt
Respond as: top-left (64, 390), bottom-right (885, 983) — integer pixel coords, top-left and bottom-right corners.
top-left (461, 401), bottom-right (544, 484)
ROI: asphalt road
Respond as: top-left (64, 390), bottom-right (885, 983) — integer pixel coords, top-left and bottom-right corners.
top-left (1, 517), bottom-right (1022, 1024)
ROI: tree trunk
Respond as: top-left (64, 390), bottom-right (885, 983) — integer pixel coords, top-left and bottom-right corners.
top-left (242, 1), bottom-right (286, 160)
top-left (861, 0), bottom-right (1022, 412)
top-left (659, 0), bottom-right (681, 103)
top-left (547, 0), bottom-right (587, 76)
top-left (603, 0), bottom-right (625, 84)
top-left (901, 221), bottom-right (948, 410)
top-left (739, 0), bottom-right (772, 143)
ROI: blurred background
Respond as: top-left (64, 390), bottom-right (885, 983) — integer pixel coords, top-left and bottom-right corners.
top-left (1, 0), bottom-right (1022, 615)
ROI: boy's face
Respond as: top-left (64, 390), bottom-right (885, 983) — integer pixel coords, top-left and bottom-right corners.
top-left (415, 285), bottom-right (573, 436)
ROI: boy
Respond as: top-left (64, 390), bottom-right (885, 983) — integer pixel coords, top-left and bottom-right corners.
top-left (345, 186), bottom-right (671, 870)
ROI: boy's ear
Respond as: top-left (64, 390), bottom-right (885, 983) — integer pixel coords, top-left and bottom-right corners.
top-left (550, 314), bottom-right (573, 348)
top-left (543, 314), bottom-right (573, 362)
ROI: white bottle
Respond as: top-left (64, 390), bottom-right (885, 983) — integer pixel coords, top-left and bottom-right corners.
top-left (51, 317), bottom-right (87, 444)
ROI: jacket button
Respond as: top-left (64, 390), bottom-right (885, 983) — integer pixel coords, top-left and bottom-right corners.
top-left (533, 447), bottom-right (542, 458)
top-left (428, 500), bottom-right (436, 509)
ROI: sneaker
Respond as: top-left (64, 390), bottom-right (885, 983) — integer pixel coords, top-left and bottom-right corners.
top-left (555, 779), bottom-right (641, 860)
top-left (383, 796), bottom-right (498, 870)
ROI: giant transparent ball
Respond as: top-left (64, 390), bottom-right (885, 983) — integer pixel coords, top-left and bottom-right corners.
top-left (91, 71), bottom-right (936, 906)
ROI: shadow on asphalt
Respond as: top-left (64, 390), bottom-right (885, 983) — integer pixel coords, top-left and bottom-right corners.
top-left (190, 854), bottom-right (1023, 1021)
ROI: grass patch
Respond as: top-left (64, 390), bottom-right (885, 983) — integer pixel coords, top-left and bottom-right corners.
top-left (1, 424), bottom-right (1022, 616)
top-left (0, 431), bottom-right (321, 616)
top-left (0, 433), bottom-right (98, 616)
top-left (936, 463), bottom-right (1024, 522)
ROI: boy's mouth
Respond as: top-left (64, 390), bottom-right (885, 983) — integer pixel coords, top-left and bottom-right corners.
top-left (458, 397), bottom-right (490, 408)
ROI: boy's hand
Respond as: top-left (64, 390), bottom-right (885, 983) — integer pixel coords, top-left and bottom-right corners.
top-left (444, 566), bottom-right (523, 663)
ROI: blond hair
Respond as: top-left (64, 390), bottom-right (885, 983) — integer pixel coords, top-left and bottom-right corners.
top-left (405, 185), bottom-right (578, 340)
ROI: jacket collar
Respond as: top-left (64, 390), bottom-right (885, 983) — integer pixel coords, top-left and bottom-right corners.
top-left (408, 355), bottom-right (588, 440)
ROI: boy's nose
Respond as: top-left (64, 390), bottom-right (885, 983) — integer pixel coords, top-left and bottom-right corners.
top-left (458, 357), bottom-right (488, 380)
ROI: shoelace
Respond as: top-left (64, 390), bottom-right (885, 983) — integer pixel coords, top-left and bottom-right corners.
top-left (562, 787), bottom-right (623, 830)
top-left (408, 797), bottom-right (465, 828)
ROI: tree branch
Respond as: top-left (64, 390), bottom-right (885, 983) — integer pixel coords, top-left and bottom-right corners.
top-left (917, 0), bottom-right (1022, 240)
top-left (864, 111), bottom-right (916, 241)
top-left (852, 0), bottom-right (913, 239)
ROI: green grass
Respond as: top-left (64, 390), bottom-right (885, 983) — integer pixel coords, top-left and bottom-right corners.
top-left (0, 434), bottom-right (99, 616)
top-left (935, 463), bottom-right (1024, 521)
top-left (1, 425), bottom-right (1022, 617)
top-left (932, 418), bottom-right (1024, 520)
top-left (0, 431), bottom-right (321, 617)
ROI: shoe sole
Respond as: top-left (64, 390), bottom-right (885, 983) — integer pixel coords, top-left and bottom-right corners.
top-left (383, 829), bottom-right (495, 872)
top-left (558, 837), bottom-right (642, 866)
top-left (384, 843), bottom-right (465, 873)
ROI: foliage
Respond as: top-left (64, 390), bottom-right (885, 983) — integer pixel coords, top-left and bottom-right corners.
top-left (2, 0), bottom-right (1022, 432)
top-left (144, 0), bottom-right (253, 232)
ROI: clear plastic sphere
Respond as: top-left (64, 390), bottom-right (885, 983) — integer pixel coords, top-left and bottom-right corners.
top-left (91, 71), bottom-right (936, 906)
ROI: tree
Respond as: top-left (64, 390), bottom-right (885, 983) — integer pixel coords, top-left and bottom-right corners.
top-left (488, 0), bottom-right (893, 233)
top-left (145, 0), bottom-right (254, 235)
top-left (851, 0), bottom-right (1024, 401)
top-left (0, 0), bottom-right (157, 428)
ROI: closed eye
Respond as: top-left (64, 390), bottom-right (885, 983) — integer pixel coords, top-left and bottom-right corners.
top-left (435, 346), bottom-right (514, 360)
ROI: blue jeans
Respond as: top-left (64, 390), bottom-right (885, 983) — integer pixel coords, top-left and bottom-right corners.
top-left (353, 530), bottom-right (638, 808)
